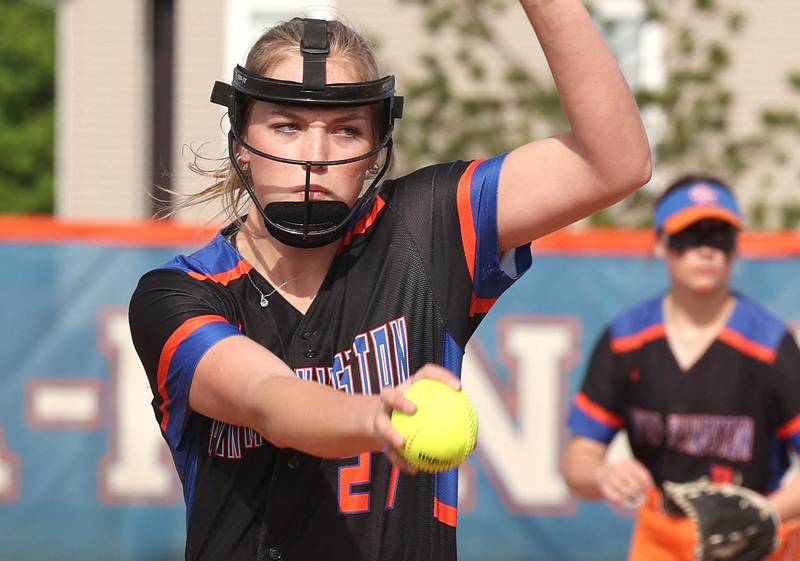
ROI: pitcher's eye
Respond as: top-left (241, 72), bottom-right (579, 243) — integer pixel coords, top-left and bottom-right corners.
top-left (335, 126), bottom-right (361, 138)
top-left (273, 122), bottom-right (301, 134)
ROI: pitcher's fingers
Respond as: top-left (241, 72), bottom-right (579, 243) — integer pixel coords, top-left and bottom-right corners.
top-left (375, 412), bottom-right (406, 450)
top-left (380, 387), bottom-right (416, 415)
top-left (383, 447), bottom-right (418, 476)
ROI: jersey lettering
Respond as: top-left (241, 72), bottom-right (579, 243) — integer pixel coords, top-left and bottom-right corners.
top-left (629, 406), bottom-right (665, 447)
top-left (331, 351), bottom-right (355, 394)
top-left (208, 419), bottom-right (264, 459)
top-left (338, 452), bottom-right (371, 514)
top-left (352, 333), bottom-right (373, 394)
top-left (386, 465), bottom-right (400, 510)
top-left (628, 407), bottom-right (754, 461)
top-left (370, 325), bottom-right (395, 390)
top-left (337, 453), bottom-right (403, 514)
top-left (666, 414), bottom-right (754, 461)
top-left (294, 317), bottom-right (410, 395)
top-left (390, 317), bottom-right (410, 384)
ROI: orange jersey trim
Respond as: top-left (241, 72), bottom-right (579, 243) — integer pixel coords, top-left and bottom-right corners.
top-left (186, 259), bottom-right (252, 286)
top-left (455, 160), bottom-right (484, 282)
top-left (574, 392), bottom-right (623, 429)
top-left (156, 314), bottom-right (229, 432)
top-left (610, 324), bottom-right (666, 353)
top-left (777, 414), bottom-right (800, 440)
top-left (386, 465), bottom-right (400, 510)
top-left (341, 196), bottom-right (386, 248)
top-left (433, 497), bottom-right (457, 527)
top-left (469, 296), bottom-right (495, 317)
top-left (718, 328), bottom-right (777, 364)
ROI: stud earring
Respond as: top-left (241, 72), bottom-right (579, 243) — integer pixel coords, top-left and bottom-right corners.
top-left (236, 154), bottom-right (250, 168)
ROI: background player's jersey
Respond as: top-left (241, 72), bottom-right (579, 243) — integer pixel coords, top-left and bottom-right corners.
top-left (568, 293), bottom-right (800, 493)
top-left (129, 155), bottom-right (532, 561)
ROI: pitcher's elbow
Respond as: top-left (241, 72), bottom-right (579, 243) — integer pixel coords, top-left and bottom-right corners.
top-left (611, 150), bottom-right (652, 199)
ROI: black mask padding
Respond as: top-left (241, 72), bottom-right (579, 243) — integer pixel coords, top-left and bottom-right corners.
top-left (264, 200), bottom-right (350, 231)
top-left (667, 221), bottom-right (737, 253)
top-left (263, 200), bottom-right (352, 248)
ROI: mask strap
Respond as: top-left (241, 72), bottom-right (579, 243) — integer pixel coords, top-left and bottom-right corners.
top-left (303, 164), bottom-right (312, 239)
top-left (300, 19), bottom-right (329, 91)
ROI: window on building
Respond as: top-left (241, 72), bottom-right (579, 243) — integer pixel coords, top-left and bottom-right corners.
top-left (593, 0), bottom-right (664, 90)
top-left (593, 0), bottom-right (665, 153)
top-left (226, 0), bottom-right (338, 68)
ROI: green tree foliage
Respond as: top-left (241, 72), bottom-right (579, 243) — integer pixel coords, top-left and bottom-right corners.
top-left (393, 0), bottom-right (800, 228)
top-left (759, 70), bottom-right (800, 224)
top-left (392, 0), bottom-right (566, 176)
top-left (0, 0), bottom-right (55, 214)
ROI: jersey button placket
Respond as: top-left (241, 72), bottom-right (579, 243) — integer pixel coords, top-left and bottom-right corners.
top-left (299, 327), bottom-right (317, 359)
top-left (268, 547), bottom-right (282, 561)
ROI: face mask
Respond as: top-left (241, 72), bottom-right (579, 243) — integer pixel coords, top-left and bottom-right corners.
top-left (210, 18), bottom-right (404, 248)
top-left (667, 221), bottom-right (737, 254)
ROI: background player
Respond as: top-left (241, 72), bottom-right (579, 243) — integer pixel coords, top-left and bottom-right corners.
top-left (128, 3), bottom-right (651, 560)
top-left (563, 175), bottom-right (800, 561)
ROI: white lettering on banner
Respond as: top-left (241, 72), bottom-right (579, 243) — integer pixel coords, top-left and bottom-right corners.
top-left (97, 309), bottom-right (179, 504)
top-left (26, 380), bottom-right (102, 428)
top-left (461, 317), bottom-right (579, 514)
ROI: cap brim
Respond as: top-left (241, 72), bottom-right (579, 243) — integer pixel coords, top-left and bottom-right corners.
top-left (662, 207), bottom-right (742, 234)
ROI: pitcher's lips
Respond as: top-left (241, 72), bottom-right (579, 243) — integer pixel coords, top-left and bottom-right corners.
top-left (292, 184), bottom-right (331, 195)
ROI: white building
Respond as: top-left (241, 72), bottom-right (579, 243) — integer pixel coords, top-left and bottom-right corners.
top-left (55, 0), bottom-right (800, 226)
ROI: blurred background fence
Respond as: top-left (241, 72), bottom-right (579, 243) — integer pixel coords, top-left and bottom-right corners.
top-left (2, 221), bottom-right (800, 561)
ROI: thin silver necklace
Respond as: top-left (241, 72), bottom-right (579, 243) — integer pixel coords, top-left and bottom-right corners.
top-left (245, 270), bottom-right (300, 308)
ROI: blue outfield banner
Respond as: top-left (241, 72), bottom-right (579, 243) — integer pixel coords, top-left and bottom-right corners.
top-left (1, 221), bottom-right (799, 561)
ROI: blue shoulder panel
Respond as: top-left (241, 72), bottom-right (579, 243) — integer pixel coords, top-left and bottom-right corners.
top-left (726, 294), bottom-right (787, 352)
top-left (609, 295), bottom-right (663, 339)
top-left (159, 233), bottom-right (241, 276)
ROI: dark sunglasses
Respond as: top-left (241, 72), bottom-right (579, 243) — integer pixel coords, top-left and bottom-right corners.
top-left (667, 220), bottom-right (737, 254)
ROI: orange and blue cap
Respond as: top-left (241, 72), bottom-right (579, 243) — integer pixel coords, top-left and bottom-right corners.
top-left (654, 179), bottom-right (742, 234)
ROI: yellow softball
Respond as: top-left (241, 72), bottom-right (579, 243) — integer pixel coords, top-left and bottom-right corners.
top-left (390, 378), bottom-right (478, 473)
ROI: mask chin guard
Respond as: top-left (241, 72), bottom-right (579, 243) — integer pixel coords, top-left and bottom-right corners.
top-left (210, 18), bottom-right (403, 248)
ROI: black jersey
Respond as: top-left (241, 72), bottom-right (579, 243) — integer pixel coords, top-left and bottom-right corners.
top-left (568, 293), bottom-right (800, 494)
top-left (129, 155), bottom-right (531, 561)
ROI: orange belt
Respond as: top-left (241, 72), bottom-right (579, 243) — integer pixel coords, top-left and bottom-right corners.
top-left (628, 488), bottom-right (800, 561)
